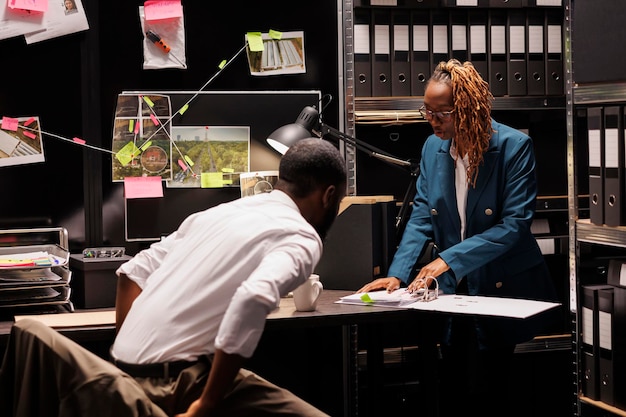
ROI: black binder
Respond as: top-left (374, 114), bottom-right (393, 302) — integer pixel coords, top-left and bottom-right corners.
top-left (608, 259), bottom-right (626, 289)
top-left (431, 9), bottom-right (450, 66)
top-left (372, 9), bottom-right (392, 97)
top-left (588, 107), bottom-right (604, 226)
top-left (526, 9), bottom-right (546, 96)
top-left (598, 286), bottom-right (615, 405)
top-left (488, 9), bottom-right (508, 96)
top-left (612, 287), bottom-right (626, 410)
top-left (449, 10), bottom-right (468, 63)
top-left (391, 10), bottom-right (411, 97)
top-left (581, 285), bottom-right (603, 400)
top-left (489, 0), bottom-right (522, 6)
top-left (546, 9), bottom-right (564, 95)
top-left (410, 9), bottom-right (431, 96)
top-left (354, 8), bottom-right (372, 98)
top-left (468, 10), bottom-right (489, 82)
top-left (603, 106), bottom-right (624, 227)
top-left (507, 9), bottom-right (527, 96)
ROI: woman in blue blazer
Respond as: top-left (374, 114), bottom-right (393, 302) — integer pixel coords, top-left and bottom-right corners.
top-left (358, 59), bottom-right (558, 417)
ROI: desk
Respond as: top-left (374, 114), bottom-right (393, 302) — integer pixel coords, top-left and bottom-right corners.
top-left (0, 290), bottom-right (438, 417)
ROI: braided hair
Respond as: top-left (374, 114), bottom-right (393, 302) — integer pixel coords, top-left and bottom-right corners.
top-left (428, 59), bottom-right (494, 187)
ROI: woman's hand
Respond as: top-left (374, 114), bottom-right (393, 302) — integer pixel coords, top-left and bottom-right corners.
top-left (357, 277), bottom-right (402, 293)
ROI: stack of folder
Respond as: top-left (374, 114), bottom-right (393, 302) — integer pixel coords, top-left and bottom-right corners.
top-left (351, 4), bottom-right (565, 99)
top-left (587, 106), bottom-right (626, 227)
top-left (580, 260), bottom-right (626, 409)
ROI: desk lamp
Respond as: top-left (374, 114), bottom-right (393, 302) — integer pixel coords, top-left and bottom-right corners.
top-left (266, 105), bottom-right (420, 241)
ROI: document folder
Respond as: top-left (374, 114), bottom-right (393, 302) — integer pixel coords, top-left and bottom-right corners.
top-left (468, 10), bottom-right (489, 82)
top-left (507, 9), bottom-right (527, 96)
top-left (582, 284), bottom-right (612, 400)
top-left (450, 10), bottom-right (468, 63)
top-left (526, 9), bottom-right (546, 96)
top-left (354, 8), bottom-right (372, 98)
top-left (598, 286), bottom-right (615, 405)
top-left (588, 107), bottom-right (604, 226)
top-left (391, 10), bottom-right (411, 97)
top-left (431, 10), bottom-right (450, 66)
top-left (546, 9), bottom-right (564, 95)
top-left (603, 106), bottom-right (624, 227)
top-left (372, 9), bottom-right (392, 97)
top-left (488, 9), bottom-right (508, 96)
top-left (411, 9), bottom-right (430, 96)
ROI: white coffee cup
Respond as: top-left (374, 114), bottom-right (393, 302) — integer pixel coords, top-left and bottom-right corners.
top-left (293, 274), bottom-right (323, 312)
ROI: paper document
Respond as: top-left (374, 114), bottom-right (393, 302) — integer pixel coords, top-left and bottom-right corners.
top-left (337, 291), bottom-right (560, 319)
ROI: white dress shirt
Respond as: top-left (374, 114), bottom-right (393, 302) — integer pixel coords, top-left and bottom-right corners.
top-left (111, 190), bottom-right (322, 363)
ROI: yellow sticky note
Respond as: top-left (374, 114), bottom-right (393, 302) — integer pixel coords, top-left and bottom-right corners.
top-left (142, 96), bottom-right (155, 107)
top-left (201, 172), bottom-right (224, 188)
top-left (116, 142), bottom-right (141, 166)
top-left (221, 167), bottom-right (234, 173)
top-left (247, 32), bottom-right (264, 52)
top-left (184, 155), bottom-right (194, 166)
top-left (140, 141), bottom-right (152, 151)
top-left (218, 59), bottom-right (227, 69)
top-left (268, 29), bottom-right (282, 40)
top-left (128, 120), bottom-right (134, 132)
top-left (179, 103), bottom-right (189, 115)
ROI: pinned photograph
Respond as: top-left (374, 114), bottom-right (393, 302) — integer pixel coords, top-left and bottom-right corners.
top-left (0, 116), bottom-right (45, 167)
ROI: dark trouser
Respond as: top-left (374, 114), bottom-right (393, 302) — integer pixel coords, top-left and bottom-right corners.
top-left (437, 314), bottom-right (516, 417)
top-left (0, 319), bottom-right (329, 417)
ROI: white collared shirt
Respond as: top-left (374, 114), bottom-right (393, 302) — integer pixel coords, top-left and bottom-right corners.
top-left (450, 141), bottom-right (469, 241)
top-left (111, 190), bottom-right (322, 363)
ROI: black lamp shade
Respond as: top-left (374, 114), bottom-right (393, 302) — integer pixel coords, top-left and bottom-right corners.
top-left (266, 106), bottom-right (321, 155)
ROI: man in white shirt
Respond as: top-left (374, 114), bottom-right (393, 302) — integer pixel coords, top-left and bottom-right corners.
top-left (0, 138), bottom-right (347, 417)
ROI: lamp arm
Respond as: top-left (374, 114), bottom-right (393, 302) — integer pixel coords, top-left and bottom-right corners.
top-left (318, 123), bottom-right (413, 169)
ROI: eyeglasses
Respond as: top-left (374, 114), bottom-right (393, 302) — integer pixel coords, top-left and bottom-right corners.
top-left (418, 106), bottom-right (455, 121)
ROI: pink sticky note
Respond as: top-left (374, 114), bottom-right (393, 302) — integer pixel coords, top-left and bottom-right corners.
top-left (134, 120), bottom-right (140, 134)
top-left (73, 137), bottom-right (86, 144)
top-left (23, 131), bottom-right (36, 139)
top-left (177, 159), bottom-right (188, 171)
top-left (123, 176), bottom-right (164, 199)
top-left (1, 117), bottom-right (19, 131)
top-left (144, 1), bottom-right (183, 21)
top-left (10, 0), bottom-right (47, 12)
top-left (149, 114), bottom-right (159, 126)
top-left (24, 117), bottom-right (35, 126)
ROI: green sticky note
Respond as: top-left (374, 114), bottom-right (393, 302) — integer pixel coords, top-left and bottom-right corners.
top-left (128, 120), bottom-right (134, 132)
top-left (360, 293), bottom-right (374, 304)
top-left (221, 167), bottom-right (234, 173)
top-left (140, 141), bottom-right (152, 151)
top-left (247, 32), bottom-right (264, 52)
top-left (201, 172), bottom-right (224, 188)
top-left (268, 29), bottom-right (282, 40)
top-left (179, 103), bottom-right (189, 115)
top-left (184, 155), bottom-right (194, 166)
top-left (116, 142), bottom-right (141, 166)
top-left (218, 59), bottom-right (227, 69)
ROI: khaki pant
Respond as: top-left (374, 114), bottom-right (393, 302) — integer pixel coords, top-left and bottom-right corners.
top-left (0, 319), bottom-right (329, 417)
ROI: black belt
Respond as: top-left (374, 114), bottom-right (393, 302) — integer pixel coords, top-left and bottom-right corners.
top-left (112, 356), bottom-right (208, 379)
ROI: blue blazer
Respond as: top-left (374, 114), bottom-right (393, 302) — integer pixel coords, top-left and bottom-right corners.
top-left (388, 119), bottom-right (558, 346)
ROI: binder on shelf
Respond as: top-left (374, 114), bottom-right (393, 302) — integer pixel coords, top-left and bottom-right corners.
top-left (411, 9), bottom-right (430, 96)
top-left (588, 107), bottom-right (604, 226)
top-left (488, 9), bottom-right (508, 97)
top-left (545, 9), bottom-right (564, 95)
top-left (443, 0), bottom-right (490, 6)
top-left (449, 10), bottom-right (468, 63)
top-left (524, 0), bottom-right (563, 6)
top-left (581, 284), bottom-right (612, 401)
top-left (598, 286), bottom-right (615, 406)
top-left (526, 9), bottom-right (546, 96)
top-left (354, 8), bottom-right (372, 98)
top-left (372, 9), bottom-right (392, 97)
top-left (608, 259), bottom-right (626, 289)
top-left (507, 9), bottom-right (527, 96)
top-left (612, 287), bottom-right (626, 410)
top-left (391, 10), bottom-right (411, 97)
top-left (431, 10), bottom-right (450, 66)
top-left (468, 10), bottom-right (489, 82)
top-left (603, 106), bottom-right (624, 227)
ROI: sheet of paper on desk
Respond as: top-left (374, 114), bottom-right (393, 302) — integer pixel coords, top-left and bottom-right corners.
top-left (337, 292), bottom-right (560, 319)
top-left (14, 310), bottom-right (115, 328)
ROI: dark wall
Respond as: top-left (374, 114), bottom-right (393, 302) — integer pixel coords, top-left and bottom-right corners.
top-left (0, 0), bottom-right (339, 253)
